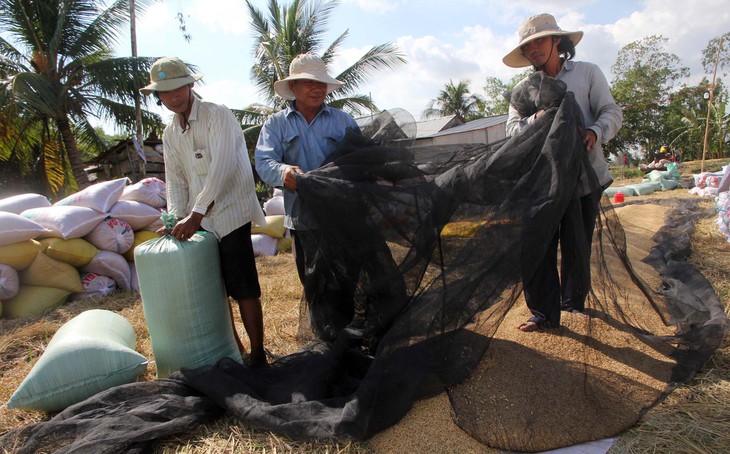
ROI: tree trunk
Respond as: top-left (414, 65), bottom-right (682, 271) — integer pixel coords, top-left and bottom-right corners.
top-left (56, 117), bottom-right (91, 189)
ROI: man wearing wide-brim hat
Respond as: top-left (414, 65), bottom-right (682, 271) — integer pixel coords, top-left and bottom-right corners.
top-left (140, 57), bottom-right (268, 366)
top-left (502, 14), bottom-right (623, 333)
top-left (254, 53), bottom-right (361, 340)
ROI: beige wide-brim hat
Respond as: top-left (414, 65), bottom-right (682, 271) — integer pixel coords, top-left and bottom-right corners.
top-left (140, 57), bottom-right (202, 95)
top-left (502, 13), bottom-right (583, 68)
top-left (273, 53), bottom-right (344, 100)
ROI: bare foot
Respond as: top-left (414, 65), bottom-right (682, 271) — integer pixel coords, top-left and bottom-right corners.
top-left (516, 321), bottom-right (540, 332)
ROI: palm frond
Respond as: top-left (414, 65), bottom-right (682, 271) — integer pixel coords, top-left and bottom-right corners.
top-left (232, 103), bottom-right (279, 126)
top-left (0, 36), bottom-right (28, 72)
top-left (40, 137), bottom-right (67, 196)
top-left (82, 56), bottom-right (160, 104)
top-left (321, 30), bottom-right (347, 64)
top-left (87, 96), bottom-right (163, 135)
top-left (65, 0), bottom-right (131, 59)
top-left (9, 72), bottom-right (64, 118)
top-left (72, 114), bottom-right (108, 156)
top-left (333, 43), bottom-right (406, 97)
top-left (327, 94), bottom-right (377, 117)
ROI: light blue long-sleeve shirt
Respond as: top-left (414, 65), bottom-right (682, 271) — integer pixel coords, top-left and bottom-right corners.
top-left (254, 102), bottom-right (360, 229)
top-left (506, 60), bottom-right (623, 191)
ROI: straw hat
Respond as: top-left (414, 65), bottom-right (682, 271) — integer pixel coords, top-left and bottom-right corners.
top-left (140, 57), bottom-right (202, 95)
top-left (502, 14), bottom-right (583, 68)
top-left (273, 53), bottom-right (344, 100)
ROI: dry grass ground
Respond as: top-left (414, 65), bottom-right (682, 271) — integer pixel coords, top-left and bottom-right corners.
top-left (0, 159), bottom-right (728, 453)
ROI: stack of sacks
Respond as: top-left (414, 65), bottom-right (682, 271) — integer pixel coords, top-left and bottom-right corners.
top-left (252, 189), bottom-right (291, 256)
top-left (0, 197), bottom-right (73, 319)
top-left (0, 177), bottom-right (168, 318)
top-left (689, 167), bottom-right (727, 198)
top-left (117, 177), bottom-right (168, 293)
top-left (605, 163), bottom-right (682, 199)
top-left (714, 166), bottom-right (730, 243)
top-left (641, 162), bottom-right (681, 191)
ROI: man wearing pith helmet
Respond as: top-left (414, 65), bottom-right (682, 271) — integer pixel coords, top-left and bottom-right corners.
top-left (254, 53), bottom-right (361, 340)
top-left (503, 14), bottom-right (623, 332)
top-left (140, 57), bottom-right (268, 367)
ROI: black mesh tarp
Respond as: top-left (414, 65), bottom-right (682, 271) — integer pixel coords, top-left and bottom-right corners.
top-left (1, 74), bottom-right (727, 453)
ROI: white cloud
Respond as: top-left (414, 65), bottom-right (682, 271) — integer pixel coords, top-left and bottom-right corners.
top-left (609, 0), bottom-right (728, 80)
top-left (342, 0), bottom-right (401, 14)
top-left (136, 3), bottom-right (176, 32)
top-left (196, 78), bottom-right (260, 110)
top-left (189, 0), bottom-right (250, 36)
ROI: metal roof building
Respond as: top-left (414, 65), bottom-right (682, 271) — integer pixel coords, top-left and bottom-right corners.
top-left (414, 114), bottom-right (508, 147)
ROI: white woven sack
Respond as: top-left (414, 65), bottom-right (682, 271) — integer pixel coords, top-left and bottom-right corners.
top-left (73, 272), bottom-right (118, 300)
top-left (84, 218), bottom-right (134, 254)
top-left (0, 193), bottom-right (51, 214)
top-left (142, 217), bottom-right (164, 232)
top-left (251, 233), bottom-right (278, 257)
top-left (108, 200), bottom-right (161, 231)
top-left (0, 212), bottom-right (49, 246)
top-left (73, 273), bottom-right (118, 300)
top-left (0, 263), bottom-right (20, 300)
top-left (120, 177), bottom-right (166, 208)
top-left (129, 262), bottom-right (140, 292)
top-left (82, 251), bottom-right (131, 290)
top-left (54, 178), bottom-right (129, 213)
top-left (135, 232), bottom-right (241, 378)
top-left (263, 195), bottom-right (285, 216)
top-left (21, 206), bottom-right (106, 239)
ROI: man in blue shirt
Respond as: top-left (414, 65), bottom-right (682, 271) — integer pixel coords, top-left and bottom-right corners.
top-left (255, 53), bottom-right (361, 340)
top-left (255, 53), bottom-right (360, 230)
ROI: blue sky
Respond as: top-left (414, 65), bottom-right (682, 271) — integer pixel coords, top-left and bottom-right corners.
top-left (112, 0), bottom-right (728, 128)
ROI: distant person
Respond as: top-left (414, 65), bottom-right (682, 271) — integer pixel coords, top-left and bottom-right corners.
top-left (660, 145), bottom-right (669, 160)
top-left (623, 154), bottom-right (628, 167)
top-left (503, 14), bottom-right (623, 332)
top-left (254, 53), bottom-right (362, 340)
top-left (140, 57), bottom-right (268, 366)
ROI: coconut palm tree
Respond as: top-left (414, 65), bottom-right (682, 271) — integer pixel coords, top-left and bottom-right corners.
top-left (238, 0), bottom-right (406, 128)
top-left (0, 0), bottom-right (162, 193)
top-left (423, 79), bottom-right (483, 123)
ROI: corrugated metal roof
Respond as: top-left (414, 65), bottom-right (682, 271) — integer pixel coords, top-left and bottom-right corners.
top-left (431, 115), bottom-right (508, 137)
top-left (414, 115), bottom-right (459, 138)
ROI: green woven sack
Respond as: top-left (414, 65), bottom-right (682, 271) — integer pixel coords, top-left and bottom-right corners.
top-left (626, 182), bottom-right (657, 196)
top-left (134, 231), bottom-right (241, 378)
top-left (7, 309), bottom-right (148, 412)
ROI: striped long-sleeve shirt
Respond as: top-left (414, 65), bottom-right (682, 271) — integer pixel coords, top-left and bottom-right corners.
top-left (163, 96), bottom-right (266, 239)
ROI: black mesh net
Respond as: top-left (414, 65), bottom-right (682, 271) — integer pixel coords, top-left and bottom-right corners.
top-left (2, 74), bottom-right (727, 453)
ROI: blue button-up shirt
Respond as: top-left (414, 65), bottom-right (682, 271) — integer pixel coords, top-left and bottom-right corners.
top-left (254, 102), bottom-right (360, 229)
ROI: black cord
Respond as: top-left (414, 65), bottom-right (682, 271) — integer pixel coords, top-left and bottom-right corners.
top-left (180, 86), bottom-right (192, 134)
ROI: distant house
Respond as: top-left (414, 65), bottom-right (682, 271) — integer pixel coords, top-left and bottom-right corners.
top-left (413, 115), bottom-right (508, 147)
top-left (85, 134), bottom-right (165, 183)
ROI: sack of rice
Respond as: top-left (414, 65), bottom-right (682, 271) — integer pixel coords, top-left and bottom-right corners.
top-left (135, 230), bottom-right (241, 378)
top-left (54, 178), bottom-right (129, 213)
